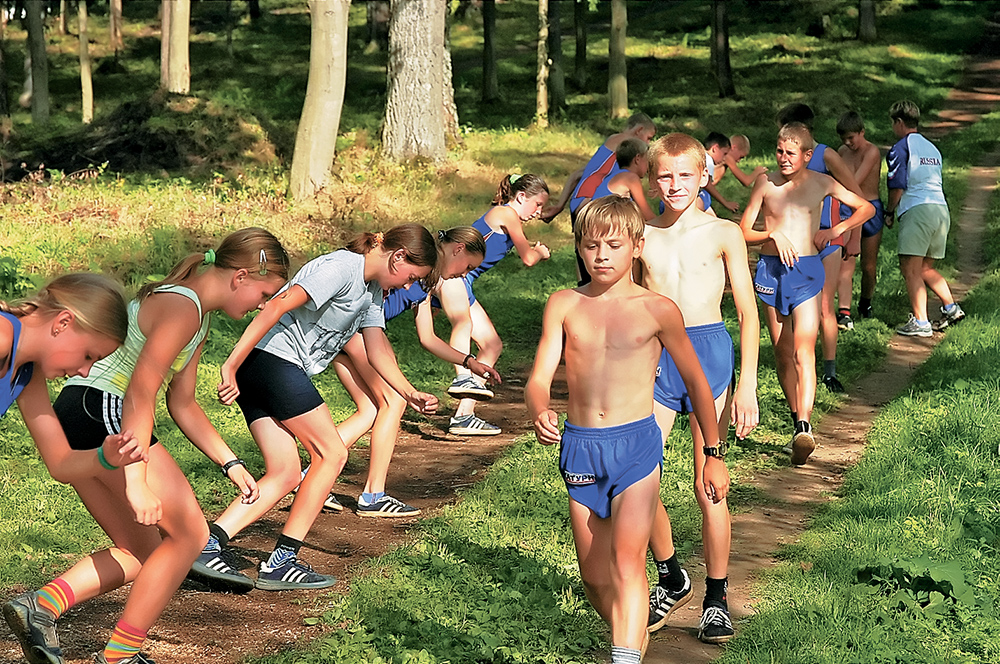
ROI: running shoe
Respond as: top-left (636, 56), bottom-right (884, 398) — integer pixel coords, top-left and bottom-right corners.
top-left (836, 312), bottom-right (854, 330)
top-left (646, 569), bottom-right (693, 633)
top-left (932, 303), bottom-right (966, 331)
top-left (896, 315), bottom-right (932, 338)
top-left (188, 549), bottom-right (255, 592)
top-left (448, 414), bottom-right (501, 436)
top-left (255, 558), bottom-right (337, 591)
top-left (447, 375), bottom-right (494, 400)
top-left (697, 604), bottom-right (735, 644)
top-left (293, 467), bottom-right (344, 512)
top-left (357, 494), bottom-right (421, 518)
top-left (822, 375), bottom-right (845, 393)
top-left (859, 303), bottom-right (874, 319)
top-left (791, 421), bottom-right (815, 466)
top-left (3, 591), bottom-right (64, 664)
top-left (93, 653), bottom-right (155, 664)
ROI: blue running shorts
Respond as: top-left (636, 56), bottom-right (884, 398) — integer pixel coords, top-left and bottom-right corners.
top-left (559, 414), bottom-right (663, 519)
top-left (235, 348), bottom-right (326, 425)
top-left (698, 190), bottom-right (712, 211)
top-left (839, 198), bottom-right (885, 238)
top-left (754, 249), bottom-right (835, 316)
top-left (653, 322), bottom-right (735, 414)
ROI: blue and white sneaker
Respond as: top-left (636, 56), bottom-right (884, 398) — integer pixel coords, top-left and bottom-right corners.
top-left (188, 549), bottom-right (254, 592)
top-left (255, 558), bottom-right (337, 591)
top-left (448, 414), bottom-right (501, 436)
top-left (3, 592), bottom-right (64, 664)
top-left (932, 303), bottom-right (966, 331)
top-left (357, 494), bottom-right (420, 518)
top-left (897, 315), bottom-right (932, 338)
top-left (447, 375), bottom-right (494, 400)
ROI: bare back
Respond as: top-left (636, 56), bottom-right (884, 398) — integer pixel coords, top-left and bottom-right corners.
top-left (758, 170), bottom-right (832, 256)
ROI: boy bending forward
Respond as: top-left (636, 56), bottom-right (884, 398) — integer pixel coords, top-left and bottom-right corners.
top-left (527, 196), bottom-right (729, 664)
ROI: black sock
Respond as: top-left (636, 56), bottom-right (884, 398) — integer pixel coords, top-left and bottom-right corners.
top-left (654, 553), bottom-right (685, 591)
top-left (704, 577), bottom-right (728, 609)
top-left (823, 359), bottom-right (837, 379)
top-left (209, 523), bottom-right (230, 550)
top-left (266, 534), bottom-right (303, 568)
top-left (790, 411), bottom-right (798, 426)
top-left (859, 297), bottom-right (872, 315)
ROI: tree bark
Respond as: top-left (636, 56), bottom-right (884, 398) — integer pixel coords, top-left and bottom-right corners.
top-left (57, 0), bottom-right (66, 35)
top-left (547, 0), bottom-right (564, 112)
top-left (573, 0), bottom-right (587, 90)
top-left (248, 0), bottom-right (261, 21)
top-left (382, 0), bottom-right (448, 162)
top-left (858, 0), bottom-right (877, 43)
top-left (481, 0), bottom-right (497, 102)
top-left (225, 0), bottom-right (234, 58)
top-left (443, 29), bottom-right (460, 145)
top-left (535, 0), bottom-right (548, 128)
top-left (166, 0), bottom-right (191, 93)
top-left (365, 1), bottom-right (389, 53)
top-left (159, 0), bottom-right (171, 89)
top-left (26, 0), bottom-right (48, 125)
top-left (78, 0), bottom-right (92, 123)
top-left (712, 0), bottom-right (736, 98)
top-left (608, 0), bottom-right (627, 119)
top-left (110, 0), bottom-right (124, 54)
top-left (0, 22), bottom-right (10, 119)
top-left (289, 0), bottom-right (349, 201)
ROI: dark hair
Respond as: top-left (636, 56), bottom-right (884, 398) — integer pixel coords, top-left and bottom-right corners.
top-left (777, 103), bottom-right (815, 130)
top-left (836, 111), bottom-right (865, 136)
top-left (1, 273), bottom-right (128, 344)
top-left (425, 226), bottom-right (487, 285)
top-left (626, 112), bottom-right (655, 133)
top-left (704, 131), bottom-right (731, 150)
top-left (615, 138), bottom-right (648, 168)
top-left (492, 173), bottom-right (549, 206)
top-left (889, 100), bottom-right (920, 128)
top-left (347, 223), bottom-right (437, 271)
top-left (138, 227), bottom-right (290, 301)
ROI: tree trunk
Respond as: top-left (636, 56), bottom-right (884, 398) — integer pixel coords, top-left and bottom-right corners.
top-left (535, 0), bottom-right (548, 128)
top-left (364, 1), bottom-right (389, 53)
top-left (442, 30), bottom-right (460, 146)
top-left (858, 0), bottom-right (877, 43)
top-left (382, 0), bottom-right (448, 162)
top-left (225, 0), bottom-right (234, 58)
top-left (608, 0), bottom-right (627, 119)
top-left (159, 0), bottom-right (171, 88)
top-left (166, 0), bottom-right (190, 93)
top-left (0, 25), bottom-right (10, 119)
top-left (481, 0), bottom-right (497, 102)
top-left (57, 0), bottom-right (66, 35)
top-left (248, 0), bottom-right (261, 21)
top-left (547, 0), bottom-right (564, 112)
top-left (78, 0), bottom-right (92, 122)
top-left (712, 0), bottom-right (736, 98)
top-left (289, 0), bottom-right (349, 201)
top-left (573, 0), bottom-right (586, 90)
top-left (26, 0), bottom-right (48, 124)
top-left (110, 0), bottom-right (123, 54)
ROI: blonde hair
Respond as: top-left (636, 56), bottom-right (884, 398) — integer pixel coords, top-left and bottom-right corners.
top-left (574, 195), bottom-right (645, 245)
top-left (647, 133), bottom-right (707, 180)
top-left (139, 227), bottom-right (290, 301)
top-left (426, 226), bottom-right (487, 285)
top-left (1, 273), bottom-right (128, 344)
top-left (777, 122), bottom-right (816, 151)
top-left (889, 100), bottom-right (920, 128)
top-left (730, 134), bottom-right (750, 154)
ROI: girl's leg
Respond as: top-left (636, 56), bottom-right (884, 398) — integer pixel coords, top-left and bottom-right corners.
top-left (332, 337), bottom-right (379, 448)
top-left (451, 302), bottom-right (503, 433)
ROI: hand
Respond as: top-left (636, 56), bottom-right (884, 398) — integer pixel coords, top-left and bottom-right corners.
top-left (730, 383), bottom-right (759, 440)
top-left (467, 358), bottom-right (502, 385)
top-left (885, 210), bottom-right (895, 228)
top-left (226, 464), bottom-right (260, 504)
top-left (701, 456), bottom-right (730, 503)
top-left (846, 227), bottom-right (862, 257)
top-left (217, 362), bottom-right (240, 405)
top-left (407, 391), bottom-right (438, 415)
top-left (539, 205), bottom-right (561, 223)
top-left (125, 480), bottom-right (163, 526)
top-left (102, 430), bottom-right (148, 467)
top-left (813, 228), bottom-right (838, 252)
top-left (533, 410), bottom-right (561, 445)
top-left (724, 200), bottom-right (740, 213)
top-left (770, 230), bottom-right (798, 266)
top-left (534, 242), bottom-right (551, 261)
top-left (750, 166), bottom-right (767, 180)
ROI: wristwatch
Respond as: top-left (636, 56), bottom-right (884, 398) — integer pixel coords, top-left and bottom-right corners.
top-left (703, 441), bottom-right (728, 459)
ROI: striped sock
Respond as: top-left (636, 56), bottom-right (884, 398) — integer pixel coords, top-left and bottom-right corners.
top-left (36, 579), bottom-right (75, 619)
top-left (102, 619), bottom-right (147, 664)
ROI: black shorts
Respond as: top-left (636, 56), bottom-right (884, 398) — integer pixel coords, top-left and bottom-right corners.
top-left (235, 348), bottom-right (325, 425)
top-left (53, 385), bottom-right (159, 450)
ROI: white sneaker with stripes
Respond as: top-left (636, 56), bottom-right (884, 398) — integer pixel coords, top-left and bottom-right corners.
top-left (449, 414), bottom-right (501, 436)
top-left (255, 558), bottom-right (337, 591)
top-left (357, 494), bottom-right (420, 518)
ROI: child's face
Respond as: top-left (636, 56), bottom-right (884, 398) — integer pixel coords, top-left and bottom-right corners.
top-left (42, 321), bottom-right (119, 380)
top-left (440, 246), bottom-right (484, 280)
top-left (511, 191), bottom-right (549, 222)
top-left (775, 139), bottom-right (810, 177)
top-left (730, 145), bottom-right (748, 162)
top-left (226, 273), bottom-right (287, 319)
top-left (708, 145), bottom-right (731, 163)
top-left (650, 153), bottom-right (707, 212)
top-left (840, 131), bottom-right (864, 152)
top-left (381, 251), bottom-right (433, 290)
top-left (578, 231), bottom-right (642, 284)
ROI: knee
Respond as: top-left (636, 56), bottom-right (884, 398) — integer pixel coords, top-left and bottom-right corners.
top-left (792, 346), bottom-right (812, 369)
top-left (307, 438), bottom-right (349, 469)
top-left (356, 400), bottom-right (379, 428)
top-left (481, 334), bottom-right (503, 357)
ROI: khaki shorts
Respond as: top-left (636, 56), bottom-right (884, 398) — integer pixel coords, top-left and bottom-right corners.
top-left (898, 203), bottom-right (950, 259)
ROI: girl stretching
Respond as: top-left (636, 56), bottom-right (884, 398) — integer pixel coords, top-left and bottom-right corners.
top-left (200, 224), bottom-right (439, 591)
top-left (7, 229), bottom-right (289, 664)
top-left (441, 174), bottom-right (550, 435)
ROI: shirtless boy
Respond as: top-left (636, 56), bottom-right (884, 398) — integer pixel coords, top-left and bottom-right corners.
top-left (526, 195), bottom-right (728, 664)
top-left (740, 123), bottom-right (874, 465)
top-left (636, 133), bottom-right (760, 644)
top-left (702, 132), bottom-right (739, 214)
top-left (591, 138), bottom-right (656, 220)
top-left (718, 135), bottom-right (767, 188)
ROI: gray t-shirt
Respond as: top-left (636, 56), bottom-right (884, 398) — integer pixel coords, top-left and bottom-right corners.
top-left (257, 250), bottom-right (385, 376)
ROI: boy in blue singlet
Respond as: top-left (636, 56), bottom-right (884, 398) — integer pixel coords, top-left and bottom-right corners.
top-left (741, 124), bottom-right (873, 465)
top-left (591, 138), bottom-right (656, 220)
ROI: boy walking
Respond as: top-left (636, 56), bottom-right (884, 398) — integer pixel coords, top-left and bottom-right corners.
top-left (887, 100), bottom-right (965, 336)
top-left (740, 123), bottom-right (873, 465)
top-left (526, 196), bottom-right (729, 663)
top-left (635, 133), bottom-right (760, 644)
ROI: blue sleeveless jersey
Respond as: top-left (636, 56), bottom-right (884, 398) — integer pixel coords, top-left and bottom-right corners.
top-left (0, 311), bottom-right (34, 418)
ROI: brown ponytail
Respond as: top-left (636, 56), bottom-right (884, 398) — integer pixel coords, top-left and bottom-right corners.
top-left (0, 273), bottom-right (128, 344)
top-left (492, 173), bottom-right (549, 206)
top-left (346, 223), bottom-right (437, 269)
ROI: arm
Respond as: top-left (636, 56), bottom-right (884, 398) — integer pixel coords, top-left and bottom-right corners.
top-left (525, 294), bottom-right (567, 445)
top-left (721, 227), bottom-right (760, 440)
top-left (497, 207), bottom-right (550, 266)
top-left (166, 340), bottom-right (258, 504)
top-left (739, 175), bottom-right (797, 265)
top-left (725, 153), bottom-right (766, 187)
top-left (704, 180), bottom-right (738, 213)
top-left (361, 326), bottom-right (438, 414)
top-left (218, 285), bottom-right (311, 405)
top-left (814, 181), bottom-right (876, 250)
top-left (853, 145), bottom-right (882, 185)
top-left (885, 188), bottom-right (903, 228)
top-left (412, 298), bottom-right (500, 383)
top-left (623, 174), bottom-right (657, 221)
top-left (540, 168), bottom-right (584, 220)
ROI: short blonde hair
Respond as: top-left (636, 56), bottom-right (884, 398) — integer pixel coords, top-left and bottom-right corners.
top-left (575, 195), bottom-right (645, 245)
top-left (647, 133), bottom-right (707, 181)
top-left (730, 134), bottom-right (750, 153)
top-left (777, 122), bottom-right (815, 151)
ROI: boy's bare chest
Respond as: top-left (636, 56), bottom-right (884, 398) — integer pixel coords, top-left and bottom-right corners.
top-left (564, 303), bottom-right (657, 353)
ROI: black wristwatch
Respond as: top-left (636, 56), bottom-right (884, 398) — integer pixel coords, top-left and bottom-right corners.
top-left (703, 441), bottom-right (728, 459)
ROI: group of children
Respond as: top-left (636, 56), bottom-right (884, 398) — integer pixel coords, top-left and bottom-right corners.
top-left (0, 99), bottom-right (961, 664)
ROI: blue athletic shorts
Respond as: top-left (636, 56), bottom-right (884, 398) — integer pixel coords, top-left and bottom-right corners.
top-left (559, 415), bottom-right (663, 519)
top-left (54, 385), bottom-right (159, 450)
top-left (235, 348), bottom-right (325, 424)
top-left (754, 252), bottom-right (829, 316)
top-left (698, 190), bottom-right (712, 211)
top-left (839, 198), bottom-right (885, 238)
top-left (653, 322), bottom-right (735, 414)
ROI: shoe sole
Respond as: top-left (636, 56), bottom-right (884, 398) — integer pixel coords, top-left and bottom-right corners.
top-left (323, 500), bottom-right (344, 512)
top-left (2, 602), bottom-right (61, 664)
top-left (187, 563), bottom-right (256, 593)
top-left (646, 586), bottom-right (693, 633)
top-left (357, 507), bottom-right (421, 518)
top-left (448, 427), bottom-right (502, 436)
top-left (254, 576), bottom-right (338, 591)
top-left (446, 387), bottom-right (494, 401)
top-left (897, 329), bottom-right (932, 338)
top-left (699, 630), bottom-right (735, 645)
top-left (791, 431), bottom-right (815, 465)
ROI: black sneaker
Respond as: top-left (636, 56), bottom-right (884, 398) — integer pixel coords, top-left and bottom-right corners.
top-left (357, 494), bottom-right (421, 518)
top-left (822, 375), bottom-right (845, 393)
top-left (697, 604), bottom-right (735, 644)
top-left (646, 569), bottom-right (693, 633)
top-left (836, 311), bottom-right (854, 330)
top-left (3, 592), bottom-right (64, 664)
top-left (188, 549), bottom-right (255, 592)
top-left (859, 303), bottom-right (873, 319)
top-left (791, 420), bottom-right (815, 466)
top-left (93, 653), bottom-right (155, 664)
top-left (255, 558), bottom-right (337, 591)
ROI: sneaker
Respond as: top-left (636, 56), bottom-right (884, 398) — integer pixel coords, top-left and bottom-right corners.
top-left (3, 592), bottom-right (64, 664)
top-left (255, 558), bottom-right (337, 591)
top-left (188, 550), bottom-right (255, 592)
top-left (698, 604), bottom-right (735, 644)
top-left (896, 315), bottom-right (932, 338)
top-left (448, 414), bottom-right (501, 436)
top-left (646, 569), bottom-right (693, 633)
top-left (791, 421), bottom-right (815, 466)
top-left (821, 375), bottom-right (845, 393)
top-left (93, 653), bottom-right (155, 664)
top-left (323, 492), bottom-right (344, 512)
top-left (447, 375), bottom-right (494, 400)
top-left (932, 304), bottom-right (966, 331)
top-left (357, 494), bottom-right (421, 518)
top-left (836, 311), bottom-right (854, 330)
top-left (859, 303), bottom-right (874, 319)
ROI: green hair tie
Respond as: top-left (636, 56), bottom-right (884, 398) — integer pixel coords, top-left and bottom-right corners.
top-left (204, 249), bottom-right (216, 265)
top-left (509, 174), bottom-right (522, 184)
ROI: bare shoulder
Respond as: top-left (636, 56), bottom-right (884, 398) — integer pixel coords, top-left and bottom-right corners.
top-left (545, 287), bottom-right (579, 315)
top-left (864, 142), bottom-right (881, 159)
top-left (140, 291), bottom-right (202, 335)
top-left (641, 288), bottom-right (683, 322)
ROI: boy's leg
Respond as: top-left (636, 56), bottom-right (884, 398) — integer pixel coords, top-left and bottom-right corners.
top-left (568, 499), bottom-right (614, 623)
top-left (859, 231), bottom-right (883, 315)
top-left (836, 256), bottom-right (856, 324)
top-left (790, 296), bottom-right (821, 422)
top-left (920, 257), bottom-right (956, 309)
top-left (819, 251), bottom-right (842, 389)
top-left (899, 254), bottom-right (929, 321)
top-left (765, 306), bottom-right (797, 421)
top-left (648, 404), bottom-right (678, 565)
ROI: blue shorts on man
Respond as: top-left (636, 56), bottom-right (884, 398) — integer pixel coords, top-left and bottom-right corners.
top-left (559, 415), bottom-right (663, 519)
top-left (754, 251), bottom-right (832, 316)
top-left (839, 198), bottom-right (885, 238)
top-left (653, 322), bottom-right (735, 414)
